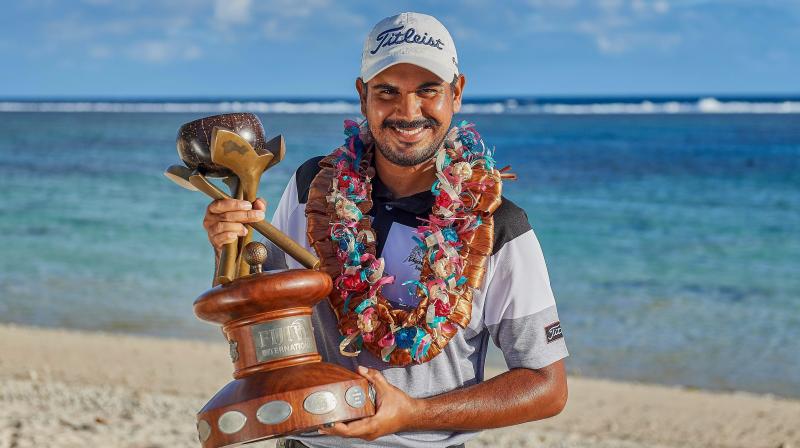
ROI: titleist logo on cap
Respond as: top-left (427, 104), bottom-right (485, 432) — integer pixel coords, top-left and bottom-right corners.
top-left (370, 25), bottom-right (445, 55)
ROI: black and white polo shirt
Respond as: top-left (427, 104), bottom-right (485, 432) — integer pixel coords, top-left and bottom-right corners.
top-left (269, 156), bottom-right (568, 448)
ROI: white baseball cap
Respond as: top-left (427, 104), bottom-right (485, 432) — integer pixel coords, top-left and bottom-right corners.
top-left (360, 12), bottom-right (459, 83)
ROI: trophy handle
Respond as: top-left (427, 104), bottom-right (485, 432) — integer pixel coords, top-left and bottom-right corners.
top-left (215, 247), bottom-right (237, 285)
top-left (188, 174), bottom-right (320, 270)
top-left (218, 176), bottom-right (241, 286)
top-left (212, 181), bottom-right (240, 285)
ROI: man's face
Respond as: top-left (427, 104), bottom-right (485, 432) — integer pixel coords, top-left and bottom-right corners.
top-left (356, 63), bottom-right (465, 167)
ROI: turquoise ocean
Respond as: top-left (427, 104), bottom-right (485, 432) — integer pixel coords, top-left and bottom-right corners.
top-left (1, 96), bottom-right (798, 398)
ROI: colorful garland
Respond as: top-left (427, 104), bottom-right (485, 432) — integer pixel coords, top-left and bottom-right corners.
top-left (305, 119), bottom-right (504, 366)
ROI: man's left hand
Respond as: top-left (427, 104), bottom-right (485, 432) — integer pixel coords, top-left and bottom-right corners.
top-left (318, 366), bottom-right (422, 441)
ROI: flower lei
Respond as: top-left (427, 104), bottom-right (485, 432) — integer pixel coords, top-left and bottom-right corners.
top-left (305, 119), bottom-right (504, 366)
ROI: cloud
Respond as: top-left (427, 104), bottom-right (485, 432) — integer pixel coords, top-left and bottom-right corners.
top-left (262, 0), bottom-right (329, 18)
top-left (183, 45), bottom-right (202, 60)
top-left (214, 0), bottom-right (251, 26)
top-left (579, 1), bottom-right (680, 54)
top-left (443, 15), bottom-right (509, 51)
top-left (38, 9), bottom-right (203, 64)
top-left (127, 40), bottom-right (203, 63)
top-left (576, 22), bottom-right (682, 55)
top-left (258, 0), bottom-right (363, 42)
top-left (263, 18), bottom-right (293, 41)
top-left (88, 45), bottom-right (111, 59)
top-left (598, 0), bottom-right (625, 12)
top-left (526, 0), bottom-right (577, 8)
top-left (32, 0), bottom-right (362, 66)
top-left (30, 0), bottom-right (690, 66)
top-left (631, 0), bottom-right (670, 15)
top-left (512, 0), bottom-right (680, 54)
top-left (590, 31), bottom-right (681, 54)
top-left (46, 15), bottom-right (191, 42)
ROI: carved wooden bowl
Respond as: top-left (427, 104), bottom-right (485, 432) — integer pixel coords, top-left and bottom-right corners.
top-left (176, 113), bottom-right (269, 178)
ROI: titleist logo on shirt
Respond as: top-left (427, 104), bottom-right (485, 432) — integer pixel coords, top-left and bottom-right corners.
top-left (370, 25), bottom-right (445, 55)
top-left (545, 322), bottom-right (563, 343)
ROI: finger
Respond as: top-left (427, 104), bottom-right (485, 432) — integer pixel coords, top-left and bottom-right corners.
top-left (211, 222), bottom-right (248, 238)
top-left (317, 421), bottom-right (348, 436)
top-left (252, 198), bottom-right (267, 211)
top-left (357, 366), bottom-right (389, 389)
top-left (318, 419), bottom-right (374, 438)
top-left (212, 232), bottom-right (239, 248)
top-left (219, 209), bottom-right (265, 223)
top-left (208, 198), bottom-right (252, 214)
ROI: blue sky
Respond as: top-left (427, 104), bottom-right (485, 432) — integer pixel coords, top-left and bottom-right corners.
top-left (2, 0), bottom-right (798, 98)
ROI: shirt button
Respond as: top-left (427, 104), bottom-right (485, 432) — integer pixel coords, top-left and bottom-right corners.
top-left (385, 205), bottom-right (393, 211)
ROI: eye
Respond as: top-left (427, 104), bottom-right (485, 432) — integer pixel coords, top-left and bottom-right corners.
top-left (418, 88), bottom-right (440, 97)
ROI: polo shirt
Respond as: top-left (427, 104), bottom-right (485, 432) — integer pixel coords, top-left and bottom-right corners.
top-left (266, 155), bottom-right (568, 448)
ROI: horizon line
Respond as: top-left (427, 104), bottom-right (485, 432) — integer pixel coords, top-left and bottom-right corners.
top-left (2, 93), bottom-right (800, 102)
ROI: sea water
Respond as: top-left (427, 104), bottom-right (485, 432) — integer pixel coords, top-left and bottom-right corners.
top-left (0, 101), bottom-right (798, 397)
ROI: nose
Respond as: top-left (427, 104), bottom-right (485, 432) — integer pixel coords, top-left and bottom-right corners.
top-left (396, 92), bottom-right (422, 121)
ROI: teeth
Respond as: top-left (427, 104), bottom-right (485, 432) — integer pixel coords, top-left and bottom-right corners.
top-left (394, 126), bottom-right (424, 136)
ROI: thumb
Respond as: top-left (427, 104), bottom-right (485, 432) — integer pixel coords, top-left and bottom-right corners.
top-left (253, 198), bottom-right (267, 211)
top-left (357, 366), bottom-right (389, 389)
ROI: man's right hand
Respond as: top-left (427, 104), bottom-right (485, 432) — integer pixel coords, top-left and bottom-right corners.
top-left (203, 198), bottom-right (266, 252)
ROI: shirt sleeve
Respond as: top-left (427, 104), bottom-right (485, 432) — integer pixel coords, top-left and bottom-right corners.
top-left (265, 156), bottom-right (327, 271)
top-left (262, 173), bottom-right (299, 271)
top-left (482, 229), bottom-right (568, 370)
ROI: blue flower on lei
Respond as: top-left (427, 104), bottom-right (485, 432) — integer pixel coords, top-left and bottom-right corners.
top-left (395, 327), bottom-right (418, 350)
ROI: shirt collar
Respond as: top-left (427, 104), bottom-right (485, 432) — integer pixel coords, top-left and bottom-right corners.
top-left (371, 173), bottom-right (435, 215)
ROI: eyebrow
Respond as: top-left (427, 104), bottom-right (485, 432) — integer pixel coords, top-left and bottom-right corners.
top-left (371, 83), bottom-right (398, 92)
top-left (417, 81), bottom-right (445, 89)
top-left (370, 81), bottom-right (445, 92)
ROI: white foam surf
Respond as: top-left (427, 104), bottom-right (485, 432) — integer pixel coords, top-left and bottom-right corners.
top-left (1, 97), bottom-right (798, 114)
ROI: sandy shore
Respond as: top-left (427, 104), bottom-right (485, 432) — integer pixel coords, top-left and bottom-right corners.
top-left (1, 324), bottom-right (797, 448)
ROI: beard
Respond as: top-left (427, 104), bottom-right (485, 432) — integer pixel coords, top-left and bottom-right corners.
top-left (374, 118), bottom-right (448, 167)
top-left (375, 135), bottom-right (446, 167)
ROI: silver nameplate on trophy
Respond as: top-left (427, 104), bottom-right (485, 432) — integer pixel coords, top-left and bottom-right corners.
top-left (303, 391), bottom-right (337, 415)
top-left (251, 316), bottom-right (317, 363)
top-left (218, 410), bottom-right (247, 434)
top-left (256, 401), bottom-right (293, 425)
top-left (197, 419), bottom-right (211, 442)
top-left (345, 386), bottom-right (366, 408)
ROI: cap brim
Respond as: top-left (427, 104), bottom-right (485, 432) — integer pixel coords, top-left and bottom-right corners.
top-left (361, 54), bottom-right (457, 84)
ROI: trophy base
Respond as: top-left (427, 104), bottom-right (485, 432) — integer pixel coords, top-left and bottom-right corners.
top-left (196, 361), bottom-right (375, 448)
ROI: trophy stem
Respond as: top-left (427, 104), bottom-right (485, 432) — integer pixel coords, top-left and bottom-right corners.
top-left (222, 307), bottom-right (322, 378)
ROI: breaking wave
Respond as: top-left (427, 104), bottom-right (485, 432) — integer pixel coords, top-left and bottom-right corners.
top-left (2, 97), bottom-right (799, 114)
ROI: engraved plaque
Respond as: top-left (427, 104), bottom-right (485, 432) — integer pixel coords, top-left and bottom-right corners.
top-left (197, 419), bottom-right (211, 442)
top-left (251, 316), bottom-right (317, 363)
top-left (218, 410), bottom-right (247, 434)
top-left (345, 386), bottom-right (366, 408)
top-left (256, 401), bottom-right (292, 425)
top-left (303, 391), bottom-right (337, 415)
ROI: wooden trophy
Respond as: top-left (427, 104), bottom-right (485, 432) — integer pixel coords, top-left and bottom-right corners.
top-left (165, 113), bottom-right (375, 447)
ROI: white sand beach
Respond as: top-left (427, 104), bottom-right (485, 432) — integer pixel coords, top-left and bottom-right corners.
top-left (1, 324), bottom-right (797, 448)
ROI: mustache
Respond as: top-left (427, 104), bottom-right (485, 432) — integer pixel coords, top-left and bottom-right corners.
top-left (382, 118), bottom-right (439, 129)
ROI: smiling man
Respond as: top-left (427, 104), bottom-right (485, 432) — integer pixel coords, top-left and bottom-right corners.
top-left (203, 12), bottom-right (568, 448)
